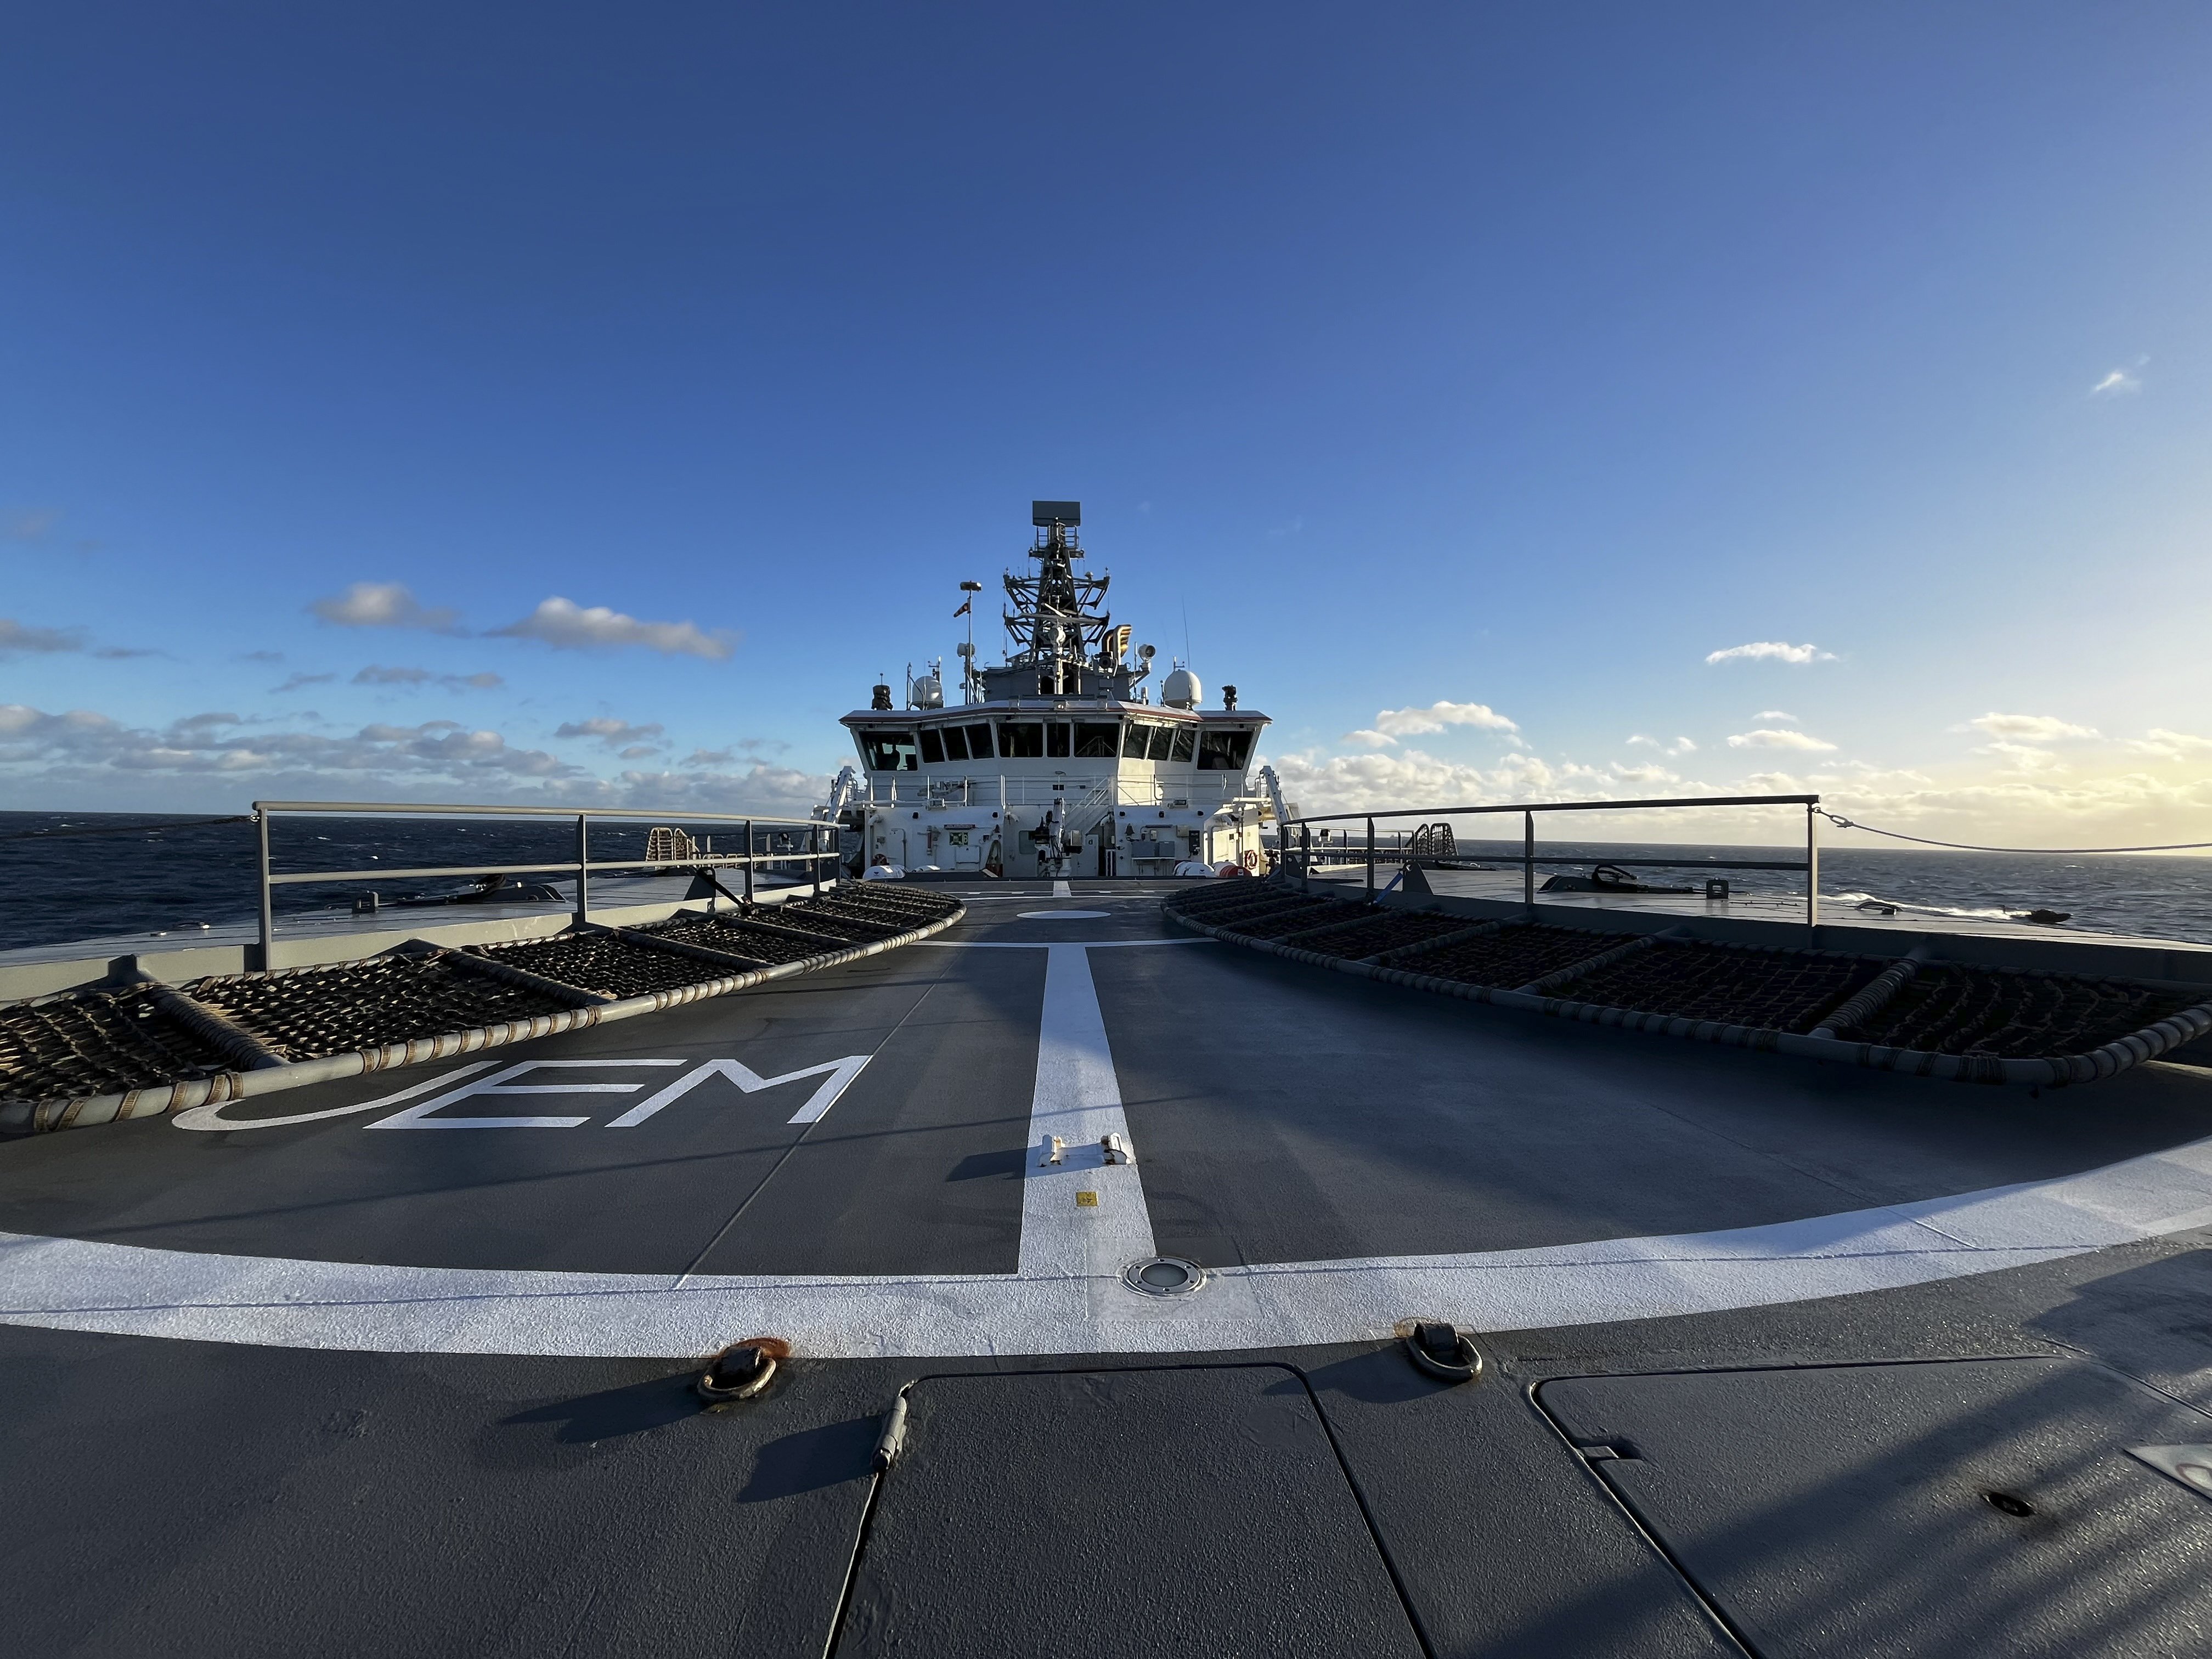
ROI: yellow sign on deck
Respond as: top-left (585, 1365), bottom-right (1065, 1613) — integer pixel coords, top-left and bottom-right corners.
top-left (1075, 1190), bottom-right (1099, 1207)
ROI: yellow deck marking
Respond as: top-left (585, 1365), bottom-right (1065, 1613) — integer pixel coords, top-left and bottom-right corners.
top-left (1075, 1190), bottom-right (1099, 1207)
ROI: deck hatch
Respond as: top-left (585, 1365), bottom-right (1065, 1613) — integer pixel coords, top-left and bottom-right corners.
top-left (829, 1367), bottom-right (1425, 1658)
top-left (1536, 1357), bottom-right (2212, 1659)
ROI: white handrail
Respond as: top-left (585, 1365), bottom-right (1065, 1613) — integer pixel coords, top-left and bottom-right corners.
top-left (250, 799), bottom-right (839, 970)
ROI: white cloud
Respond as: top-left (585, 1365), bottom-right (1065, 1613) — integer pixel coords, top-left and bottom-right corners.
top-left (493, 596), bottom-right (735, 659)
top-left (1984, 741), bottom-right (2064, 773)
top-left (273, 672), bottom-right (337, 693)
top-left (1611, 763), bottom-right (1680, 786)
top-left (1727, 728), bottom-right (1837, 752)
top-left (309, 582), bottom-right (462, 632)
top-left (1627, 733), bottom-right (1698, 756)
top-left (1754, 710), bottom-right (1797, 724)
top-left (1705, 642), bottom-right (1834, 665)
top-left (1740, 770), bottom-right (1808, 793)
top-left (2089, 358), bottom-right (2146, 398)
top-left (555, 716), bottom-right (667, 751)
top-left (1266, 744), bottom-right (1615, 817)
top-left (1966, 712), bottom-right (2097, 743)
top-left (2128, 729), bottom-right (2212, 760)
top-left (1355, 700), bottom-right (1519, 746)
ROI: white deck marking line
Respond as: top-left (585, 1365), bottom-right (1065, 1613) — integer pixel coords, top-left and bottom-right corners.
top-left (6, 1137), bottom-right (2212, 1356)
top-left (1019, 945), bottom-right (1156, 1280)
top-left (366, 1059), bottom-right (684, 1130)
top-left (920, 939), bottom-right (1215, 949)
top-left (1053, 879), bottom-right (1072, 897)
top-left (173, 1063), bottom-right (499, 1132)
top-left (607, 1056), bottom-right (872, 1127)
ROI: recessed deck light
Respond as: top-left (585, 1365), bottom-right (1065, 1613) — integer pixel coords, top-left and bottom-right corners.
top-left (1121, 1256), bottom-right (1206, 1297)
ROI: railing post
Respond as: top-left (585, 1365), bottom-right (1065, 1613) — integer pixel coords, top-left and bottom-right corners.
top-left (811, 823), bottom-right (821, 897)
top-left (256, 805), bottom-right (275, 972)
top-left (1300, 824), bottom-right (1311, 891)
top-left (574, 812), bottom-right (589, 927)
top-left (1523, 810), bottom-right (1536, 919)
top-left (1806, 802), bottom-right (1819, 934)
top-left (743, 821), bottom-right (755, 904)
top-left (1365, 816), bottom-right (1375, 899)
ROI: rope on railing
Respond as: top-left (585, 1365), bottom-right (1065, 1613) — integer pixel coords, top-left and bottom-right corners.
top-left (1816, 811), bottom-right (2212, 855)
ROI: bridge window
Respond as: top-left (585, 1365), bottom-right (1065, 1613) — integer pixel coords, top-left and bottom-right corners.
top-left (919, 728), bottom-right (945, 764)
top-left (1124, 720), bottom-right (1179, 760)
top-left (940, 725), bottom-right (969, 761)
top-left (1197, 728), bottom-right (1253, 770)
top-left (860, 729), bottom-right (918, 771)
top-left (964, 722), bottom-right (995, 758)
top-left (997, 721), bottom-right (1045, 758)
top-left (1168, 726), bottom-right (1196, 763)
top-left (1073, 721), bottom-right (1119, 758)
top-left (1046, 721), bottom-right (1071, 758)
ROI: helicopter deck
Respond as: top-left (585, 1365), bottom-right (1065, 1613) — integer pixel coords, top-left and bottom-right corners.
top-left (5, 884), bottom-right (2211, 1656)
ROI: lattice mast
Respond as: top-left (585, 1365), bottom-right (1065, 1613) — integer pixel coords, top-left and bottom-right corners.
top-left (1003, 502), bottom-right (1114, 684)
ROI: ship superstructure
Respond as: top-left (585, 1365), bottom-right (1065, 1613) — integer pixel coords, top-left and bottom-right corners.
top-left (836, 501), bottom-right (1278, 879)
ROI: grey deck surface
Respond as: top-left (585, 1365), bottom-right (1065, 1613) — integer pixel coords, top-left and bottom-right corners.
top-left (5, 881), bottom-right (2211, 1657)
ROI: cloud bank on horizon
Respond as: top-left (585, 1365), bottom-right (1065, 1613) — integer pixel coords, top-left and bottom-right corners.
top-left (0, 701), bottom-right (821, 815)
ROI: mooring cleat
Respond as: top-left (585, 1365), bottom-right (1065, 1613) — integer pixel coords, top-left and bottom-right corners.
top-left (697, 1338), bottom-right (788, 1406)
top-left (1403, 1320), bottom-right (1481, 1384)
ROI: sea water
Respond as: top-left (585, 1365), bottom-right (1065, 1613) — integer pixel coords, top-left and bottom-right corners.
top-left (0, 812), bottom-right (808, 953)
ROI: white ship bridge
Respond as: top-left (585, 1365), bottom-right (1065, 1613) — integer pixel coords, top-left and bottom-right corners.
top-left (836, 501), bottom-right (1279, 878)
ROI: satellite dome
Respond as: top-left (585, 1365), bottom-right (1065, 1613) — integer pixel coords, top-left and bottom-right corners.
top-left (1163, 668), bottom-right (1202, 709)
top-left (912, 675), bottom-right (944, 709)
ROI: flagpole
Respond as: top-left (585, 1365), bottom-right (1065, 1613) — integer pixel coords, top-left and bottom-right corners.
top-left (957, 580), bottom-right (983, 704)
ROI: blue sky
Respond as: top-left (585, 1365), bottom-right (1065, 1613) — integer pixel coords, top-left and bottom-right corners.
top-left (5, 4), bottom-right (2210, 845)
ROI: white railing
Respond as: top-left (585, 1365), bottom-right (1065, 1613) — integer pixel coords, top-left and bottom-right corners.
top-left (1279, 792), bottom-right (1826, 929)
top-left (250, 800), bottom-right (836, 970)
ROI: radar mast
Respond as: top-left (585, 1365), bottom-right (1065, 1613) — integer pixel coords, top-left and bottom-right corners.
top-left (983, 501), bottom-right (1140, 701)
